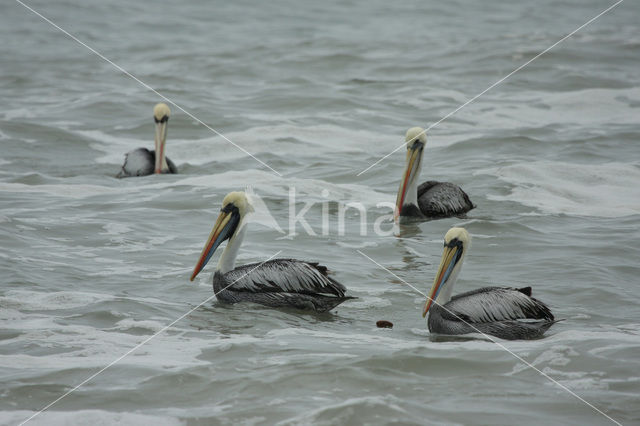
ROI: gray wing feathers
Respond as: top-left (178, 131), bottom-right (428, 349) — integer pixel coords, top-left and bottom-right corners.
top-left (417, 181), bottom-right (473, 217)
top-left (117, 148), bottom-right (177, 178)
top-left (444, 287), bottom-right (554, 323)
top-left (117, 148), bottom-right (154, 178)
top-left (223, 259), bottom-right (347, 296)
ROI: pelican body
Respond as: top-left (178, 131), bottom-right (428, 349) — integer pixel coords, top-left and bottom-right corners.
top-left (423, 228), bottom-right (556, 340)
top-left (190, 192), bottom-right (354, 312)
top-left (395, 128), bottom-right (473, 222)
top-left (117, 103), bottom-right (177, 178)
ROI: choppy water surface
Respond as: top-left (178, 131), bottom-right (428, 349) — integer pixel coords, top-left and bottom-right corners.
top-left (2, 0), bottom-right (640, 424)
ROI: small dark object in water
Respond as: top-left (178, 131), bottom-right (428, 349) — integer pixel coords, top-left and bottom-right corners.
top-left (376, 320), bottom-right (393, 328)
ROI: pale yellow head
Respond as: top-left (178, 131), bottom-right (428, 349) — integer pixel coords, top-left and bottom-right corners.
top-left (221, 191), bottom-right (253, 217)
top-left (444, 227), bottom-right (471, 249)
top-left (405, 127), bottom-right (427, 149)
top-left (153, 103), bottom-right (171, 122)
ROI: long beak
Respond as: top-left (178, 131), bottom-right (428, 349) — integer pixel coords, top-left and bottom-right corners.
top-left (394, 143), bottom-right (422, 221)
top-left (190, 210), bottom-right (236, 281)
top-left (154, 120), bottom-right (168, 174)
top-left (422, 244), bottom-right (460, 317)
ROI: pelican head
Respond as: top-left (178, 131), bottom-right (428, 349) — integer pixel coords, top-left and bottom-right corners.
top-left (153, 103), bottom-right (171, 174)
top-left (395, 127), bottom-right (427, 221)
top-left (422, 227), bottom-right (471, 317)
top-left (190, 191), bottom-right (254, 281)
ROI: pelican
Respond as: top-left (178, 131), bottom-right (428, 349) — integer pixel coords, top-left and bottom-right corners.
top-left (395, 127), bottom-right (473, 222)
top-left (117, 103), bottom-right (178, 178)
top-left (190, 191), bottom-right (354, 312)
top-left (423, 228), bottom-right (556, 340)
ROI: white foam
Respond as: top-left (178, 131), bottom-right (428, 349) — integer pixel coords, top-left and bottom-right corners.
top-left (509, 345), bottom-right (578, 375)
top-left (480, 161), bottom-right (640, 217)
top-left (284, 394), bottom-right (406, 424)
top-left (112, 318), bottom-right (168, 333)
top-left (0, 290), bottom-right (114, 311)
top-left (81, 123), bottom-right (386, 167)
top-left (80, 129), bottom-right (147, 165)
top-left (171, 170), bottom-right (389, 206)
top-left (0, 410), bottom-right (183, 426)
top-left (0, 182), bottom-right (121, 198)
top-left (101, 222), bottom-right (132, 236)
top-left (3, 108), bottom-right (36, 120)
top-left (452, 87), bottom-right (640, 134)
top-left (257, 352), bottom-right (357, 367)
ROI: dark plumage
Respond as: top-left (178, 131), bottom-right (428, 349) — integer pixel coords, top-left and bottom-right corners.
top-left (417, 181), bottom-right (474, 218)
top-left (213, 259), bottom-right (354, 312)
top-left (117, 148), bottom-right (177, 178)
top-left (428, 286), bottom-right (556, 340)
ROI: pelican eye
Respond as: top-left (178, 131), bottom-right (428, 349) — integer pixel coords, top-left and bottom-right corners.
top-left (410, 140), bottom-right (424, 150)
top-left (445, 238), bottom-right (463, 249)
top-left (221, 203), bottom-right (239, 215)
top-left (154, 115), bottom-right (169, 124)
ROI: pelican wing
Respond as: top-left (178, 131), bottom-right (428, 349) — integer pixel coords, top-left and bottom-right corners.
top-left (417, 181), bottom-right (473, 217)
top-left (118, 148), bottom-right (154, 177)
top-left (222, 259), bottom-right (347, 297)
top-left (441, 287), bottom-right (554, 323)
top-left (169, 160), bottom-right (178, 173)
top-left (117, 148), bottom-right (177, 177)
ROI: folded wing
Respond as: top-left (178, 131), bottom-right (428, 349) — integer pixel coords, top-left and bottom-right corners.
top-left (222, 259), bottom-right (347, 297)
top-left (441, 286), bottom-right (554, 323)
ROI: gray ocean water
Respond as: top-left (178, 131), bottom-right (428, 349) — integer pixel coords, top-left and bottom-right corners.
top-left (2, 0), bottom-right (640, 424)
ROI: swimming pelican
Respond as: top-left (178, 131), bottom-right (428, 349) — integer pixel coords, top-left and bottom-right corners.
top-left (190, 191), bottom-right (354, 312)
top-left (117, 103), bottom-right (178, 178)
top-left (423, 227), bottom-right (556, 340)
top-left (395, 127), bottom-right (473, 222)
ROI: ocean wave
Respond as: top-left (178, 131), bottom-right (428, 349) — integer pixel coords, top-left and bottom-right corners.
top-left (0, 410), bottom-right (183, 426)
top-left (81, 123), bottom-right (388, 168)
top-left (0, 290), bottom-right (114, 311)
top-left (480, 161), bottom-right (640, 217)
